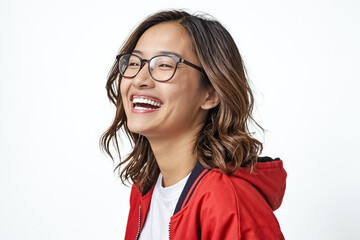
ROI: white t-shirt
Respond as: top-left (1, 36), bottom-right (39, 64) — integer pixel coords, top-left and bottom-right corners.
top-left (139, 172), bottom-right (190, 240)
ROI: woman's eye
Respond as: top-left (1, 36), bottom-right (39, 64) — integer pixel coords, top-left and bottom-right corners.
top-left (128, 62), bottom-right (139, 67)
top-left (161, 64), bottom-right (173, 68)
top-left (157, 63), bottom-right (174, 68)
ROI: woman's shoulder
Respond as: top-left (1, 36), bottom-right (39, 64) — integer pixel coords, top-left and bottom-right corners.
top-left (196, 158), bottom-right (286, 211)
top-left (195, 169), bottom-right (249, 205)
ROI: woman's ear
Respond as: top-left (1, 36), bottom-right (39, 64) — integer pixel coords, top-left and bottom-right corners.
top-left (201, 86), bottom-right (220, 110)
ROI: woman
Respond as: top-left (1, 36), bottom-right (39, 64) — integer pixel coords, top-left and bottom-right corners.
top-left (101, 10), bottom-right (287, 239)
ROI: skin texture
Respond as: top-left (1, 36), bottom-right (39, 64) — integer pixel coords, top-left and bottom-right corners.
top-left (120, 22), bottom-right (219, 187)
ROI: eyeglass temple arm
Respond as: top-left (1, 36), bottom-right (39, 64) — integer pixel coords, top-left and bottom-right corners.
top-left (180, 59), bottom-right (204, 72)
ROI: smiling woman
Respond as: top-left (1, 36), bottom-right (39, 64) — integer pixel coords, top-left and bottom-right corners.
top-left (101, 10), bottom-right (287, 240)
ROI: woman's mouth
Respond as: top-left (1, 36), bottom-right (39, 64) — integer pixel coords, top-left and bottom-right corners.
top-left (131, 96), bottom-right (163, 112)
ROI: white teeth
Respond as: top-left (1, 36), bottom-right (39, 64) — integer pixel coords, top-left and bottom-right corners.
top-left (134, 106), bottom-right (155, 110)
top-left (132, 97), bottom-right (161, 107)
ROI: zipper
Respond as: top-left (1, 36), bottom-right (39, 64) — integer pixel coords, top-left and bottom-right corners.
top-left (135, 205), bottom-right (141, 240)
top-left (135, 204), bottom-right (171, 240)
top-left (168, 221), bottom-right (171, 240)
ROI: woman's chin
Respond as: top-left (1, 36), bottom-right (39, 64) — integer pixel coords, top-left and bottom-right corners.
top-left (127, 123), bottom-right (153, 137)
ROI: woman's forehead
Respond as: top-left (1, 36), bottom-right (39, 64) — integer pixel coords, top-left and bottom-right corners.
top-left (133, 22), bottom-right (197, 61)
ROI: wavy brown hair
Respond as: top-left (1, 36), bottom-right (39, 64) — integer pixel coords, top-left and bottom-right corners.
top-left (100, 10), bottom-right (263, 192)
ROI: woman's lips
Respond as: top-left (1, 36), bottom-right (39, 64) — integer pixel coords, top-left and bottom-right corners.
top-left (130, 95), bottom-right (163, 113)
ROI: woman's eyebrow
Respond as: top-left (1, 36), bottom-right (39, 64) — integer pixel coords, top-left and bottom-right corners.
top-left (157, 51), bottom-right (183, 58)
top-left (131, 50), bottom-right (183, 58)
top-left (132, 49), bottom-right (143, 55)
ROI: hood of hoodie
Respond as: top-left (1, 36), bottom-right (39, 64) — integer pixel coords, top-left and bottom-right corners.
top-left (230, 157), bottom-right (287, 210)
top-left (140, 156), bottom-right (287, 213)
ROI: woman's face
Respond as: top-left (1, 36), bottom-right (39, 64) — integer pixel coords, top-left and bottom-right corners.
top-left (120, 22), bottom-right (209, 140)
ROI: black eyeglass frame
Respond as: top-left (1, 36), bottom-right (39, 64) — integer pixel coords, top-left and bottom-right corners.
top-left (116, 53), bottom-right (204, 82)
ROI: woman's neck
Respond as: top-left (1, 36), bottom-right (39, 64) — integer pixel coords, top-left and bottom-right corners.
top-left (148, 128), bottom-right (201, 187)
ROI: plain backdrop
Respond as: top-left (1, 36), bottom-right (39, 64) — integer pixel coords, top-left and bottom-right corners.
top-left (1, 0), bottom-right (359, 239)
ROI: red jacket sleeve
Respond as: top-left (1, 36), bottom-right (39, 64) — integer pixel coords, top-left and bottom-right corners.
top-left (199, 176), bottom-right (241, 239)
top-left (199, 174), bottom-right (284, 239)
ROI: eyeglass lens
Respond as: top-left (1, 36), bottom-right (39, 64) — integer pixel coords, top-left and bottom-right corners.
top-left (119, 54), bottom-right (177, 81)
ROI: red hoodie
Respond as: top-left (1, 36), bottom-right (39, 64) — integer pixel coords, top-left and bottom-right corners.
top-left (125, 157), bottom-right (287, 239)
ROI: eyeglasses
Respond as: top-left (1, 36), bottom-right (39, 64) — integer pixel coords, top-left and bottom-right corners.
top-left (116, 53), bottom-right (204, 82)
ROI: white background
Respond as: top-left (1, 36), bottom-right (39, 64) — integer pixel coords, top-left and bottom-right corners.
top-left (1, 0), bottom-right (359, 239)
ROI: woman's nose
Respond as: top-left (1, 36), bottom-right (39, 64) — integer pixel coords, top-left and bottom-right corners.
top-left (132, 63), bottom-right (154, 88)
